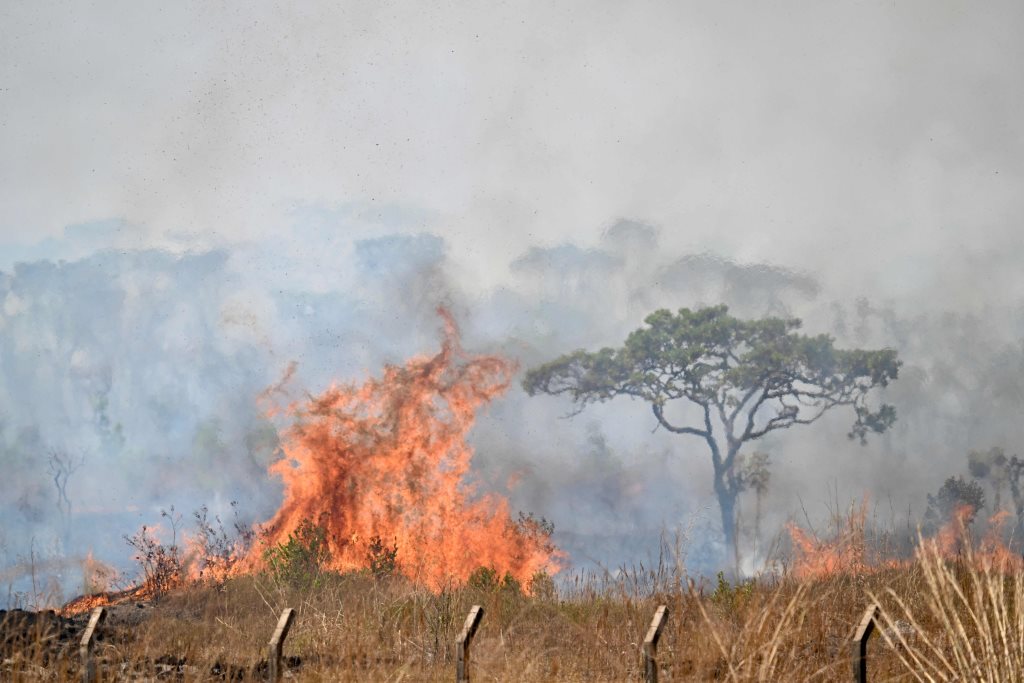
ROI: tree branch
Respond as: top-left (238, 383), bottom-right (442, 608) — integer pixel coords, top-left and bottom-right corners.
top-left (744, 396), bottom-right (852, 440)
top-left (651, 402), bottom-right (710, 438)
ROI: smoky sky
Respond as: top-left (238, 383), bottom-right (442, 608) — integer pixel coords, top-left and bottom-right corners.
top-left (3, 1), bottom-right (1024, 595)
top-left (3, 221), bottom-right (1024, 589)
top-left (3, 1), bottom-right (1023, 291)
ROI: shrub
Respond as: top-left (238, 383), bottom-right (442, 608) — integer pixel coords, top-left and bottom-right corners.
top-left (467, 565), bottom-right (499, 591)
top-left (500, 572), bottom-right (522, 594)
top-left (366, 535), bottom-right (398, 579)
top-left (924, 475), bottom-right (986, 532)
top-left (191, 501), bottom-right (255, 582)
top-left (466, 566), bottom-right (522, 594)
top-left (710, 571), bottom-right (753, 611)
top-left (123, 507), bottom-right (184, 598)
top-left (527, 570), bottom-right (557, 599)
top-left (262, 517), bottom-right (331, 587)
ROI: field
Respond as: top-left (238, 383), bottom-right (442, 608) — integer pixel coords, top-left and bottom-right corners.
top-left (4, 538), bottom-right (1019, 682)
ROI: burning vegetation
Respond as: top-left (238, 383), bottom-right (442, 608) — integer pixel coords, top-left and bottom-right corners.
top-left (11, 307), bottom-right (1024, 680)
top-left (56, 310), bottom-right (560, 618)
top-left (238, 309), bottom-right (561, 588)
top-left (784, 469), bottom-right (1024, 583)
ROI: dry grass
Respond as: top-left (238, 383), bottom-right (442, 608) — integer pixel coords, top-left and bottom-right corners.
top-left (874, 540), bottom-right (1024, 682)
top-left (0, 559), bottom-right (955, 682)
top-left (9, 537), bottom-right (1024, 681)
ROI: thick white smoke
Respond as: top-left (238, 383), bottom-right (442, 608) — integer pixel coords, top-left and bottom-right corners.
top-left (3, 219), bottom-right (1024, 603)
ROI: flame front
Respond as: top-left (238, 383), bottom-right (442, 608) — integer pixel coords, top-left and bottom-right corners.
top-left (786, 499), bottom-right (874, 580)
top-left (241, 310), bottom-right (562, 589)
top-left (786, 499), bottom-right (1022, 581)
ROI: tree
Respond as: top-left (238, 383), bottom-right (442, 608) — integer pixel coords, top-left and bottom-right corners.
top-left (48, 449), bottom-right (84, 542)
top-left (736, 451), bottom-right (771, 560)
top-left (523, 305), bottom-right (900, 551)
top-left (969, 447), bottom-right (1024, 538)
top-left (967, 446), bottom-right (1009, 512)
top-left (924, 476), bottom-right (985, 534)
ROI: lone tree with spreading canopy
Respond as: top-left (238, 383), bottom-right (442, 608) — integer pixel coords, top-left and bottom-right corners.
top-left (523, 305), bottom-right (900, 550)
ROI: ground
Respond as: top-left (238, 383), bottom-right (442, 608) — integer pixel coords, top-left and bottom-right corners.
top-left (1, 560), bottom-right (949, 682)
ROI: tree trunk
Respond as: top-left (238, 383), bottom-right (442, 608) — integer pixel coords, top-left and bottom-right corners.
top-left (754, 490), bottom-right (762, 563)
top-left (713, 466), bottom-right (738, 560)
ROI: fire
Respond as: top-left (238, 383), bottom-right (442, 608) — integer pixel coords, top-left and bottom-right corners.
top-left (786, 500), bottom-right (875, 580)
top-left (240, 309), bottom-right (562, 589)
top-left (787, 500), bottom-right (1023, 581)
top-left (933, 503), bottom-right (976, 557)
top-left (59, 311), bottom-right (560, 614)
top-left (976, 510), bottom-right (1023, 569)
top-left (60, 583), bottom-right (154, 617)
top-left (60, 592), bottom-right (115, 616)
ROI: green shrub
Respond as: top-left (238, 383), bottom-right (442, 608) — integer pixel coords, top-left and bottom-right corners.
top-left (466, 566), bottom-right (522, 594)
top-left (263, 518), bottom-right (331, 587)
top-left (527, 570), bottom-right (556, 599)
top-left (366, 535), bottom-right (398, 579)
top-left (711, 571), bottom-right (754, 610)
top-left (467, 566), bottom-right (499, 591)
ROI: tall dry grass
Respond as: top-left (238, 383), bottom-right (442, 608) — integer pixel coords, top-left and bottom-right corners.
top-left (874, 538), bottom-right (1024, 682)
top-left (6, 534), bottom-right (1024, 680)
top-left (0, 566), bottom-right (916, 681)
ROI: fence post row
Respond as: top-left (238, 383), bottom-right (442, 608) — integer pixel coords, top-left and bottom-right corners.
top-left (643, 605), bottom-right (669, 683)
top-left (456, 605), bottom-right (484, 683)
top-left (268, 608), bottom-right (296, 683)
top-left (79, 606), bottom-right (107, 683)
top-left (851, 604), bottom-right (880, 683)
top-left (67, 596), bottom-right (893, 682)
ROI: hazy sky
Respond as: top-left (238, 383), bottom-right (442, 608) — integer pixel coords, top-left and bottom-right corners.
top-left (5, 2), bottom-right (1024, 587)
top-left (3, 0), bottom-right (1023, 296)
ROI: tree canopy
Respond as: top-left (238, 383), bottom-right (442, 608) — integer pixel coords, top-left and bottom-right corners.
top-left (523, 305), bottom-right (901, 553)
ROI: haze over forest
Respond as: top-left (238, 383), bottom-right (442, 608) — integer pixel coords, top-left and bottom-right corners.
top-left (2, 1), bottom-right (1023, 594)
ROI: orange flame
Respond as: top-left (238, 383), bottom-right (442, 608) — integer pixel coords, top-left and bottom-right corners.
top-left (977, 509), bottom-right (1022, 569)
top-left (240, 309), bottom-right (562, 588)
top-left (60, 583), bottom-right (154, 616)
top-left (787, 499), bottom-right (1023, 581)
top-left (936, 506), bottom-right (1023, 570)
top-left (60, 592), bottom-right (115, 616)
top-left (786, 499), bottom-right (874, 580)
top-left (933, 503), bottom-right (976, 557)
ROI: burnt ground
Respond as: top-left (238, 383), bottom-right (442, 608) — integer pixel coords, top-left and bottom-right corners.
top-left (0, 602), bottom-right (295, 681)
top-left (0, 607), bottom-right (87, 660)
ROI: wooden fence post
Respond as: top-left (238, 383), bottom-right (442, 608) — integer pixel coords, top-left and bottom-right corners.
top-left (79, 606), bottom-right (107, 683)
top-left (852, 604), bottom-right (880, 683)
top-left (455, 605), bottom-right (484, 683)
top-left (267, 608), bottom-right (296, 683)
top-left (643, 605), bottom-right (669, 683)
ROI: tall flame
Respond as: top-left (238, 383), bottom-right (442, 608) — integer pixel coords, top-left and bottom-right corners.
top-left (242, 309), bottom-right (561, 588)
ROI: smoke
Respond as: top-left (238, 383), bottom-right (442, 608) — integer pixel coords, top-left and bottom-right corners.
top-left (3, 216), bottom-right (1024, 602)
top-left (4, 0), bottom-right (1024, 600)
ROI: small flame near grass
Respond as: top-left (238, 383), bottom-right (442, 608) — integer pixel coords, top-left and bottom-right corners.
top-left (787, 497), bottom-right (1022, 582)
